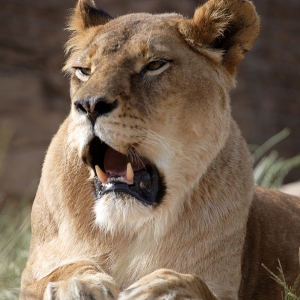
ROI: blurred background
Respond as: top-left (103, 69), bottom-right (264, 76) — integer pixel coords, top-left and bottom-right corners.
top-left (0, 0), bottom-right (300, 206)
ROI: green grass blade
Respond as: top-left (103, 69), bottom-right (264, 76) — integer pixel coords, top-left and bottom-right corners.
top-left (252, 128), bottom-right (290, 164)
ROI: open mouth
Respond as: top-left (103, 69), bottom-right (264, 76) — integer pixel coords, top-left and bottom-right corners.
top-left (87, 137), bottom-right (165, 206)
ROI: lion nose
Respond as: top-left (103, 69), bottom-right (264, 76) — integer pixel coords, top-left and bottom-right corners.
top-left (74, 97), bottom-right (118, 123)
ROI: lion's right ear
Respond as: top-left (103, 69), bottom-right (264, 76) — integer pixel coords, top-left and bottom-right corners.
top-left (68, 0), bottom-right (113, 33)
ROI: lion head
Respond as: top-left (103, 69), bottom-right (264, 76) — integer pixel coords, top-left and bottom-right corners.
top-left (61, 0), bottom-right (259, 236)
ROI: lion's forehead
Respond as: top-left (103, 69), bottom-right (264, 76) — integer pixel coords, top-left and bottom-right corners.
top-left (90, 13), bottom-right (183, 56)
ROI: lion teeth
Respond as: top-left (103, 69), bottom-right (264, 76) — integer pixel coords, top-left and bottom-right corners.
top-left (95, 165), bottom-right (108, 184)
top-left (96, 164), bottom-right (134, 185)
top-left (126, 162), bottom-right (134, 183)
top-left (107, 177), bottom-right (125, 183)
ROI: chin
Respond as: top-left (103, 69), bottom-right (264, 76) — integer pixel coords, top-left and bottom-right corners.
top-left (93, 192), bottom-right (156, 235)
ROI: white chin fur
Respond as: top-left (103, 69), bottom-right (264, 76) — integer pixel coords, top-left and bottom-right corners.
top-left (94, 193), bottom-right (155, 235)
top-left (93, 187), bottom-right (190, 242)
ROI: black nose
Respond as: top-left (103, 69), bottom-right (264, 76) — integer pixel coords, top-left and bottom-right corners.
top-left (74, 97), bottom-right (118, 123)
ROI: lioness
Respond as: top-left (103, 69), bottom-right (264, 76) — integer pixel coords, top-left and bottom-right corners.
top-left (20, 0), bottom-right (300, 299)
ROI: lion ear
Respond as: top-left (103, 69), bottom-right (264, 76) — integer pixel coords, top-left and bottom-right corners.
top-left (68, 0), bottom-right (113, 33)
top-left (178, 0), bottom-right (260, 75)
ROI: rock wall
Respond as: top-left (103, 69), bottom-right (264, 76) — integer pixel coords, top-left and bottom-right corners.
top-left (0, 0), bottom-right (299, 204)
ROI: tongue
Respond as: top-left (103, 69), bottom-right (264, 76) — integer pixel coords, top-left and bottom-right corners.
top-left (104, 147), bottom-right (146, 175)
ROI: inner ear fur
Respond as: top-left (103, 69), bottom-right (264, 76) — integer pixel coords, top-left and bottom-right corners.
top-left (178, 0), bottom-right (260, 75)
top-left (68, 0), bottom-right (113, 33)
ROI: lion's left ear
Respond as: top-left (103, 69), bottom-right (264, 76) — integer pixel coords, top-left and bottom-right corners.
top-left (178, 0), bottom-right (260, 75)
top-left (68, 0), bottom-right (113, 33)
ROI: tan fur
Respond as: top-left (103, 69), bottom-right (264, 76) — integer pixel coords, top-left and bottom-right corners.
top-left (20, 0), bottom-right (300, 299)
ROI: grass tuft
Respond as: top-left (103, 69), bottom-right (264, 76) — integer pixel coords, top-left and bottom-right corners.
top-left (262, 250), bottom-right (300, 300)
top-left (251, 128), bottom-right (300, 189)
top-left (0, 197), bottom-right (31, 299)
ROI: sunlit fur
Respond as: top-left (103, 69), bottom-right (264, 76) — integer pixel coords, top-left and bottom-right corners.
top-left (20, 1), bottom-right (300, 300)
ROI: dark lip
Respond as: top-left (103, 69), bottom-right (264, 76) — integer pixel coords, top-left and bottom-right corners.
top-left (94, 166), bottom-right (165, 206)
top-left (87, 137), bottom-right (166, 205)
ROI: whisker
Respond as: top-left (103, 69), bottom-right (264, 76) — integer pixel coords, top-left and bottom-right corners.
top-left (130, 146), bottom-right (147, 168)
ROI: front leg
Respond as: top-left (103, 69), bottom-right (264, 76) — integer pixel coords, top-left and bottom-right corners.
top-left (20, 261), bottom-right (119, 300)
top-left (119, 269), bottom-right (218, 300)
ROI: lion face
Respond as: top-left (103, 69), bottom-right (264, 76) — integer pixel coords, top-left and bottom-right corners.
top-left (63, 1), bottom-right (259, 234)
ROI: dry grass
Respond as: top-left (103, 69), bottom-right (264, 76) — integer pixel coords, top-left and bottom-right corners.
top-left (0, 200), bottom-right (31, 299)
top-left (262, 252), bottom-right (300, 300)
top-left (0, 124), bottom-right (32, 299)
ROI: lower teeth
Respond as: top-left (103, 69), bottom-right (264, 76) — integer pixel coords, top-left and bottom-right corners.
top-left (107, 177), bottom-right (125, 183)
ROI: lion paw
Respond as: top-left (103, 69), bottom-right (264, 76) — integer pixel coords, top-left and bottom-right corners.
top-left (119, 269), bottom-right (216, 300)
top-left (43, 273), bottom-right (119, 300)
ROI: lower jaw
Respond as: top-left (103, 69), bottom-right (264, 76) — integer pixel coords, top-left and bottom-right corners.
top-left (93, 167), bottom-right (166, 206)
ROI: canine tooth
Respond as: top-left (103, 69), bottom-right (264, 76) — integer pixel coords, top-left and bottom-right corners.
top-left (126, 163), bottom-right (134, 183)
top-left (95, 165), bottom-right (108, 184)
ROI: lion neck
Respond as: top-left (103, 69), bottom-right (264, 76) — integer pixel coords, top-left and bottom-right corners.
top-left (193, 118), bottom-right (254, 225)
top-left (110, 119), bottom-right (255, 293)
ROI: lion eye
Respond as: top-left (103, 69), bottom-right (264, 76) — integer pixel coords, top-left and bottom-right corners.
top-left (146, 60), bottom-right (166, 71)
top-left (75, 67), bottom-right (91, 82)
